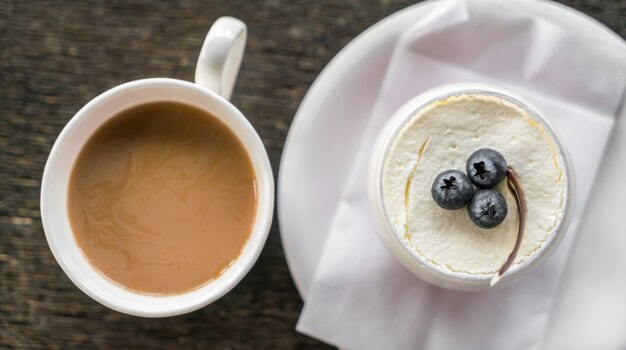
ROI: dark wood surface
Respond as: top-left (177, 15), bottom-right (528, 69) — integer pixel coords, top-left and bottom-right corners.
top-left (1, 0), bottom-right (624, 348)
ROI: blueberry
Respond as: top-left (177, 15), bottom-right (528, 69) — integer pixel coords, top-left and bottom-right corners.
top-left (468, 189), bottom-right (508, 229)
top-left (431, 170), bottom-right (474, 210)
top-left (466, 148), bottom-right (508, 189)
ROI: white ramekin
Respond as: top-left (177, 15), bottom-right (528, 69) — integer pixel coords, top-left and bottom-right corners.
top-left (367, 83), bottom-right (575, 292)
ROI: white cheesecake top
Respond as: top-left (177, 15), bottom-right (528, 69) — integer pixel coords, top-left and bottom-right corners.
top-left (382, 93), bottom-right (568, 277)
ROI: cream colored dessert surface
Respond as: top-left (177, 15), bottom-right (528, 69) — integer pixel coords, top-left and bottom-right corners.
top-left (382, 93), bottom-right (567, 276)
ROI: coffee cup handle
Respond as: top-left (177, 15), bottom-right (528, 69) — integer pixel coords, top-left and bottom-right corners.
top-left (195, 17), bottom-right (246, 101)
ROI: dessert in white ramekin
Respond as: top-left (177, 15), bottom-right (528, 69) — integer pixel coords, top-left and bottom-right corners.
top-left (368, 84), bottom-right (574, 291)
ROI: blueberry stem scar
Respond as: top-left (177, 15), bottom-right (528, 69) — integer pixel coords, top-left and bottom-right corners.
top-left (491, 167), bottom-right (526, 287)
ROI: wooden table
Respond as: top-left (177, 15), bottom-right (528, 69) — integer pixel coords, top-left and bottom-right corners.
top-left (1, 1), bottom-right (624, 348)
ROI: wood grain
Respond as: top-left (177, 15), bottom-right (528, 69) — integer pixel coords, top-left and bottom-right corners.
top-left (0, 0), bottom-right (624, 348)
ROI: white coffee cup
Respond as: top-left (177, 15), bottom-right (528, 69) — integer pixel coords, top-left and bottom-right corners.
top-left (40, 17), bottom-right (274, 317)
top-left (367, 83), bottom-right (575, 291)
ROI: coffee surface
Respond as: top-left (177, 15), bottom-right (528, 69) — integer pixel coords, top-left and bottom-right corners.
top-left (68, 101), bottom-right (256, 295)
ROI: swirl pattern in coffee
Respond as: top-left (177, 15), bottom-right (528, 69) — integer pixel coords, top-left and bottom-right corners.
top-left (68, 101), bottom-right (256, 295)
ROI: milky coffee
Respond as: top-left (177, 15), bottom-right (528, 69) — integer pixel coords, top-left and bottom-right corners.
top-left (68, 101), bottom-right (257, 295)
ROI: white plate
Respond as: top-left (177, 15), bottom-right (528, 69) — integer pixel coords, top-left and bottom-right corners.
top-left (278, 0), bottom-right (625, 300)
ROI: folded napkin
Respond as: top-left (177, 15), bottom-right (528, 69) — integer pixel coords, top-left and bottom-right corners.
top-left (297, 1), bottom-right (626, 349)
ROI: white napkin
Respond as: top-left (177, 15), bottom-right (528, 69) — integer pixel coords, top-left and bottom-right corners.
top-left (296, 1), bottom-right (626, 349)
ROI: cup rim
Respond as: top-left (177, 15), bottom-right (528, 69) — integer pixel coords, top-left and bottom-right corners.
top-left (40, 78), bottom-right (274, 316)
top-left (369, 83), bottom-right (575, 290)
